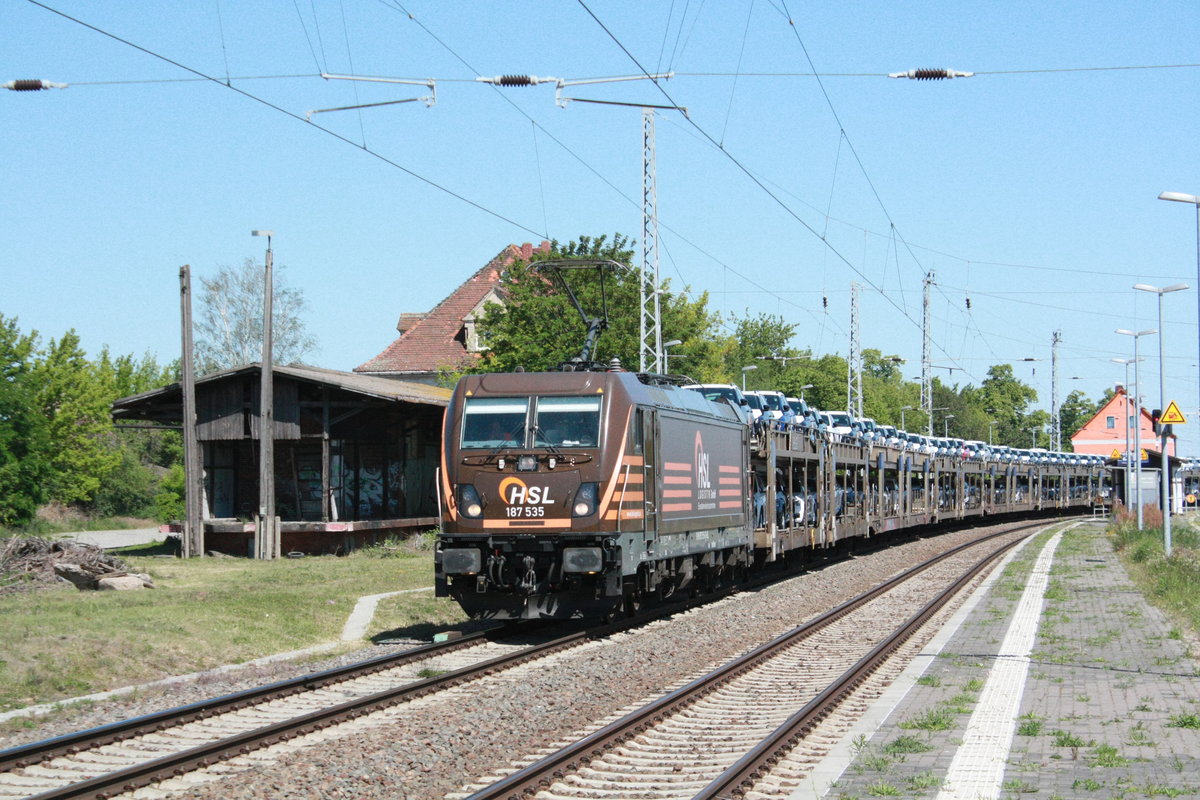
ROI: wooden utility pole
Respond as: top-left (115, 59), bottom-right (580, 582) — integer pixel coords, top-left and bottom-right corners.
top-left (179, 265), bottom-right (204, 558)
top-left (254, 231), bottom-right (278, 559)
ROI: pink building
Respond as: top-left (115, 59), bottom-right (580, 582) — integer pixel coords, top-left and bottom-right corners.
top-left (1070, 385), bottom-right (1176, 459)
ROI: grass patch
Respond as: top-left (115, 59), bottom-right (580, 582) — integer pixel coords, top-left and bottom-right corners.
top-left (1051, 729), bottom-right (1089, 748)
top-left (1107, 516), bottom-right (1200, 638)
top-left (1167, 713), bottom-right (1200, 729)
top-left (916, 674), bottom-right (941, 687)
top-left (0, 515), bottom-right (159, 538)
top-left (1088, 743), bottom-right (1128, 767)
top-left (1016, 713), bottom-right (1043, 736)
top-left (1002, 778), bottom-right (1037, 794)
top-left (1072, 777), bottom-right (1104, 791)
top-left (415, 667), bottom-right (449, 679)
top-left (900, 707), bottom-right (955, 731)
top-left (0, 548), bottom-right (458, 711)
top-left (883, 735), bottom-right (933, 755)
top-left (864, 780), bottom-right (901, 796)
top-left (906, 771), bottom-right (942, 791)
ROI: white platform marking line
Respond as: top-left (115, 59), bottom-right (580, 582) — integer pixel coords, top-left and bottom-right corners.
top-left (785, 525), bottom-right (1050, 800)
top-left (935, 527), bottom-right (1069, 800)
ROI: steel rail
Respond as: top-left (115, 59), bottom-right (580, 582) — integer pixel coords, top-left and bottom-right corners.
top-left (6, 566), bottom-right (763, 800)
top-left (694, 530), bottom-right (1028, 799)
top-left (462, 520), bottom-right (1057, 800)
top-left (0, 624), bottom-right (515, 773)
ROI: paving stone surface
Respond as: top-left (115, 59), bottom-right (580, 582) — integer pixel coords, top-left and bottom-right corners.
top-left (824, 522), bottom-right (1200, 799)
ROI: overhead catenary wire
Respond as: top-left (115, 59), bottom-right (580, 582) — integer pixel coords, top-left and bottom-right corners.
top-left (576, 0), bottom-right (968, 379)
top-left (25, 0), bottom-right (546, 240)
top-left (26, 1), bottom-right (1177, 404)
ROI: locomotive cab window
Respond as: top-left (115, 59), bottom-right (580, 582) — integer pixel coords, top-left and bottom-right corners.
top-left (534, 396), bottom-right (601, 448)
top-left (461, 397), bottom-right (529, 449)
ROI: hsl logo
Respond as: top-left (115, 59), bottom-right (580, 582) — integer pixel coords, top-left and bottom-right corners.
top-left (498, 476), bottom-right (554, 505)
top-left (694, 431), bottom-right (711, 490)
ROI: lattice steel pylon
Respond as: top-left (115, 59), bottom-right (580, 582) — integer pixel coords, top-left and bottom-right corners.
top-left (639, 108), bottom-right (663, 374)
top-left (848, 282), bottom-right (863, 417)
top-left (922, 271), bottom-right (934, 435)
top-left (1051, 329), bottom-right (1062, 451)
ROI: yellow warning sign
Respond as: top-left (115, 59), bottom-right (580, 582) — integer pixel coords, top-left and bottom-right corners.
top-left (1141, 449), bottom-right (1149, 461)
top-left (1110, 448), bottom-right (1121, 460)
top-left (1161, 401), bottom-right (1186, 425)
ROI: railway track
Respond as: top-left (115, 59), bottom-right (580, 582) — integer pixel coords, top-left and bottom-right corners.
top-left (0, 621), bottom-right (568, 800)
top-left (458, 524), bottom-right (1041, 800)
top-left (0, 560), bottom-right (768, 800)
top-left (0, 519), bottom-right (1059, 800)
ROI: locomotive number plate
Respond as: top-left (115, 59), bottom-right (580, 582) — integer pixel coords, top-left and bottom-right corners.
top-left (506, 505), bottom-right (546, 518)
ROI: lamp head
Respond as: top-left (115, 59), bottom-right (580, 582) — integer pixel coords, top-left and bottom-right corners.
top-left (1159, 191), bottom-right (1200, 205)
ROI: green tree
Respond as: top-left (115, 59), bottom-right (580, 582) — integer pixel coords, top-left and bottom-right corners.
top-left (0, 315), bottom-right (52, 526)
top-left (978, 364), bottom-right (1039, 447)
top-left (721, 313), bottom-right (798, 390)
top-left (90, 348), bottom-right (182, 516)
top-left (1059, 389), bottom-right (1100, 448)
top-left (33, 331), bottom-right (121, 506)
top-left (473, 235), bottom-right (721, 374)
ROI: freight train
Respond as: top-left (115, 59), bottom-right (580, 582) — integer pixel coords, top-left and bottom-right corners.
top-left (435, 368), bottom-right (1108, 619)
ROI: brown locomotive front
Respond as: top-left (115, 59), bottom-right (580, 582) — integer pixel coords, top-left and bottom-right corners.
top-left (436, 370), bottom-right (753, 619)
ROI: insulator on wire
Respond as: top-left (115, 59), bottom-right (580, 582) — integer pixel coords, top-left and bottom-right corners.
top-left (822, 296), bottom-right (828, 309)
top-left (887, 68), bottom-right (974, 80)
top-left (477, 74), bottom-right (553, 86)
top-left (4, 79), bottom-right (68, 91)
top-left (965, 297), bottom-right (971, 309)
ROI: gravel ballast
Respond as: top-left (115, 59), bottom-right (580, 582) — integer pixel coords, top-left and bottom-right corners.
top-left (3, 524), bottom-right (1040, 799)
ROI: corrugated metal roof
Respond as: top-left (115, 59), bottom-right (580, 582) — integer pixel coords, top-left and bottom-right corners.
top-left (112, 362), bottom-right (451, 417)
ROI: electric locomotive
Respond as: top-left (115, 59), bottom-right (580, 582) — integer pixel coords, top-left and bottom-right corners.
top-left (436, 368), bottom-right (752, 619)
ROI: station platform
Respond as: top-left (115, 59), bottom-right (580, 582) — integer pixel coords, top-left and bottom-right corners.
top-left (795, 520), bottom-right (1200, 799)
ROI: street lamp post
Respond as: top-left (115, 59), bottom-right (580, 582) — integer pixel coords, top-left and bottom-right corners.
top-left (988, 420), bottom-right (998, 445)
top-left (1112, 357), bottom-right (1142, 510)
top-left (901, 405), bottom-right (913, 431)
top-left (1158, 191), bottom-right (1200, 438)
top-left (1133, 283), bottom-right (1188, 556)
top-left (1117, 328), bottom-right (1157, 530)
top-left (741, 364), bottom-right (757, 392)
top-left (798, 383), bottom-right (814, 402)
top-left (944, 414), bottom-right (955, 437)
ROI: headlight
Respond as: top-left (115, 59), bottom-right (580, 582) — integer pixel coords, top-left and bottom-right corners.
top-left (457, 484), bottom-right (483, 518)
top-left (572, 482), bottom-right (599, 517)
top-left (562, 546), bottom-right (603, 573)
top-left (442, 548), bottom-right (482, 575)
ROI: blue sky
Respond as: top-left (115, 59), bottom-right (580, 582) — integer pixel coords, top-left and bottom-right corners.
top-left (3, 1), bottom-right (1198, 450)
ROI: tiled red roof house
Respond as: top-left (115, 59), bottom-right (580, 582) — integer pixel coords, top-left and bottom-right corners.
top-left (1070, 384), bottom-right (1176, 458)
top-left (355, 241), bottom-right (551, 384)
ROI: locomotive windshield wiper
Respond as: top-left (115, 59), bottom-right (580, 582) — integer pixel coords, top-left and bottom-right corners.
top-left (530, 424), bottom-right (563, 456)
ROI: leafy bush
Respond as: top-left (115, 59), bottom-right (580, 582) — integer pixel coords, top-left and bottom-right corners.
top-left (153, 463), bottom-right (185, 523)
top-left (87, 447), bottom-right (157, 518)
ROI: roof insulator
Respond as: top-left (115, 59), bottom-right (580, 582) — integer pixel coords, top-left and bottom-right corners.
top-left (4, 79), bottom-right (68, 91)
top-left (887, 68), bottom-right (974, 80)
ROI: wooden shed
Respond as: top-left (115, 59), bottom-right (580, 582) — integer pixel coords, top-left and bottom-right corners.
top-left (112, 363), bottom-right (450, 555)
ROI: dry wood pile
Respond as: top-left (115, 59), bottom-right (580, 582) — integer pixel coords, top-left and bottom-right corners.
top-left (0, 536), bottom-right (138, 594)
